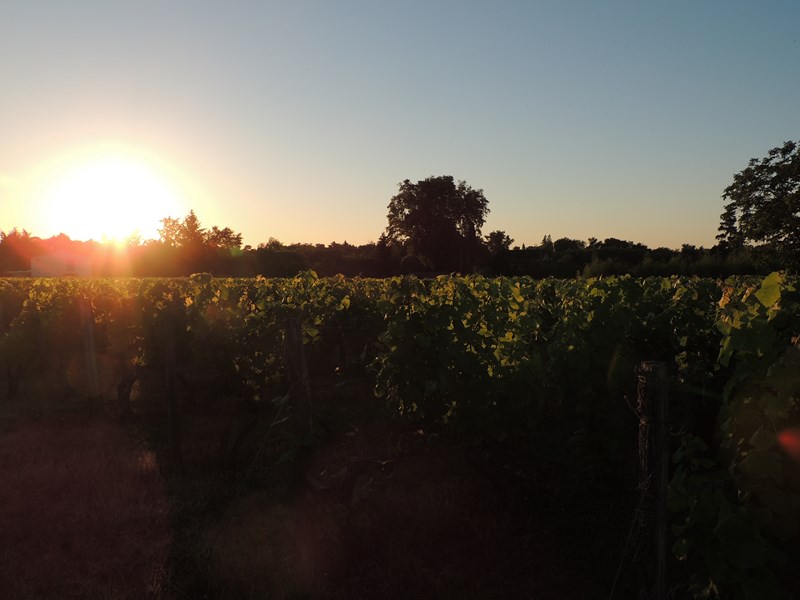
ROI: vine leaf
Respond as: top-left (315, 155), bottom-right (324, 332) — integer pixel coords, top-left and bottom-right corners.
top-left (755, 272), bottom-right (782, 308)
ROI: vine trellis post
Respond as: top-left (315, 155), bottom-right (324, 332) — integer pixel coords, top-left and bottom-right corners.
top-left (284, 318), bottom-right (313, 441)
top-left (636, 361), bottom-right (669, 600)
top-left (162, 308), bottom-right (182, 470)
top-left (0, 301), bottom-right (13, 397)
top-left (78, 297), bottom-right (101, 405)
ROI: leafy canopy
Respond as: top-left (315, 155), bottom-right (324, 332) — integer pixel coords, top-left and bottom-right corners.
top-left (386, 175), bottom-right (489, 272)
top-left (718, 140), bottom-right (800, 268)
top-left (158, 210), bottom-right (242, 251)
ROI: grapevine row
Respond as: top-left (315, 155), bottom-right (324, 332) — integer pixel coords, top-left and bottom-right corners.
top-left (1, 272), bottom-right (798, 597)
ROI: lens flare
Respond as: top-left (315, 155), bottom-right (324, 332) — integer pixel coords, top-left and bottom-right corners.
top-left (778, 428), bottom-right (800, 462)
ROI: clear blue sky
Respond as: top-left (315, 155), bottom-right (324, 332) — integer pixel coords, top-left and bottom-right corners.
top-left (1, 1), bottom-right (798, 249)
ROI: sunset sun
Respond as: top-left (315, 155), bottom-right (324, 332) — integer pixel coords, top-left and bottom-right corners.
top-left (38, 152), bottom-right (185, 245)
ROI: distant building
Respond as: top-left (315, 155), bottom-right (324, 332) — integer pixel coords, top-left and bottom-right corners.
top-left (31, 251), bottom-right (92, 277)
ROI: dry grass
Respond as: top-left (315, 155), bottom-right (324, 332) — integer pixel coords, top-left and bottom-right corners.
top-left (0, 414), bottom-right (170, 600)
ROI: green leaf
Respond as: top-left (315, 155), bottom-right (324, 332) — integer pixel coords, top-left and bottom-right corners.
top-left (754, 272), bottom-right (782, 307)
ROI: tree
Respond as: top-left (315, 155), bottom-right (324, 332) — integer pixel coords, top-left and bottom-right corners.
top-left (259, 237), bottom-right (283, 251)
top-left (154, 210), bottom-right (243, 274)
top-left (386, 176), bottom-right (489, 272)
top-left (485, 230), bottom-right (513, 256)
top-left (484, 230), bottom-right (514, 275)
top-left (159, 210), bottom-right (204, 249)
top-left (157, 216), bottom-right (183, 248)
top-left (718, 141), bottom-right (800, 267)
top-left (553, 237), bottom-right (586, 253)
top-left (206, 226), bottom-right (243, 251)
top-left (375, 232), bottom-right (399, 275)
top-left (158, 210), bottom-right (242, 251)
top-left (0, 229), bottom-right (35, 272)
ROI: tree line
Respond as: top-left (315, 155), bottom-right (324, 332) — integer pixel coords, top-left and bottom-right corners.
top-left (2, 140), bottom-right (797, 277)
top-left (0, 221), bottom-right (774, 278)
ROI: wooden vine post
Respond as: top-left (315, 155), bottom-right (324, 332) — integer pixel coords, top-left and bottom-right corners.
top-left (78, 297), bottom-right (101, 405)
top-left (162, 308), bottom-right (182, 469)
top-left (0, 302), bottom-right (7, 393)
top-left (284, 318), bottom-right (313, 441)
top-left (0, 301), bottom-right (13, 397)
top-left (636, 361), bottom-right (669, 600)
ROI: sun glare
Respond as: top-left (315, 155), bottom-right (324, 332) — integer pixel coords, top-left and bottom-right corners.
top-left (37, 151), bottom-right (185, 245)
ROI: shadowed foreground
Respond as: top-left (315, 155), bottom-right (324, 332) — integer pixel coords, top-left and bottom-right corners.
top-left (0, 405), bottom-right (635, 599)
top-left (0, 415), bottom-right (170, 599)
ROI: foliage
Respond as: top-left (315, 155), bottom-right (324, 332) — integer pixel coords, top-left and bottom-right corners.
top-left (1, 222), bottom-right (773, 278)
top-left (668, 272), bottom-right (800, 598)
top-left (718, 141), bottom-right (800, 270)
top-left (669, 435), bottom-right (785, 600)
top-left (0, 229), bottom-right (35, 272)
top-left (158, 210), bottom-right (243, 251)
top-left (372, 275), bottom-right (723, 439)
top-left (715, 274), bottom-right (800, 543)
top-left (1, 272), bottom-right (800, 595)
top-left (485, 230), bottom-right (514, 255)
top-left (386, 176), bottom-right (489, 272)
top-left (151, 210), bottom-right (244, 275)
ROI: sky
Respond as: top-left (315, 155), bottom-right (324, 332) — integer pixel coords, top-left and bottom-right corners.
top-left (1, 1), bottom-right (799, 249)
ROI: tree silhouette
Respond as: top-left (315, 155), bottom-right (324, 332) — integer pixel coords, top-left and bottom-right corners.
top-left (386, 176), bottom-right (489, 272)
top-left (158, 210), bottom-right (242, 251)
top-left (718, 140), bottom-right (800, 268)
top-left (553, 237), bottom-right (585, 253)
top-left (154, 210), bottom-right (243, 274)
top-left (485, 230), bottom-right (513, 256)
top-left (0, 229), bottom-right (35, 272)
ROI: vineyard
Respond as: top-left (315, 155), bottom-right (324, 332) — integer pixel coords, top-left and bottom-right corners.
top-left (1, 272), bottom-right (799, 598)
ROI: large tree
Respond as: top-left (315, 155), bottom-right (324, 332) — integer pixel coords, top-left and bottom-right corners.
top-left (153, 210), bottom-right (243, 274)
top-left (386, 176), bottom-right (489, 272)
top-left (158, 210), bottom-right (242, 251)
top-left (717, 140), bottom-right (800, 267)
